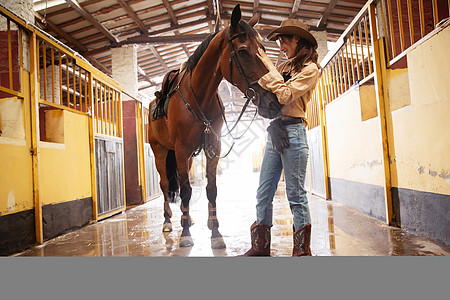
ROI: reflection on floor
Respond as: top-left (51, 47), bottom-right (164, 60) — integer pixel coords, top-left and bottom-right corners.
top-left (14, 171), bottom-right (450, 257)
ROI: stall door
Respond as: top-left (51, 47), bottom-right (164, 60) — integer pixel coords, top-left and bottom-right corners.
top-left (95, 137), bottom-right (125, 216)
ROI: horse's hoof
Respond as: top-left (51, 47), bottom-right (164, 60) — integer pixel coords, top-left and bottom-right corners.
top-left (179, 236), bottom-right (194, 247)
top-left (162, 222), bottom-right (172, 232)
top-left (211, 237), bottom-right (226, 249)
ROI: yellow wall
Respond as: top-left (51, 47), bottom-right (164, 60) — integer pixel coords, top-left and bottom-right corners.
top-left (326, 88), bottom-right (385, 186)
top-left (39, 110), bottom-right (92, 205)
top-left (389, 26), bottom-right (450, 195)
top-left (0, 72), bottom-right (34, 216)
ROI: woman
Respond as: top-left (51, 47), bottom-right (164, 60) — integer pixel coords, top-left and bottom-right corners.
top-left (241, 19), bottom-right (321, 256)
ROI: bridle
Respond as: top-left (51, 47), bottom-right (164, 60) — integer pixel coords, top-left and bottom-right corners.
top-left (173, 25), bottom-right (263, 158)
top-left (227, 28), bottom-right (262, 108)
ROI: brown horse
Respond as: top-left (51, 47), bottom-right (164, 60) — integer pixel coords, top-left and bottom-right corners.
top-left (148, 4), bottom-right (281, 249)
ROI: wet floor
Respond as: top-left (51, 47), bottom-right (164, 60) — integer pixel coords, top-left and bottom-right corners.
top-left (13, 170), bottom-right (450, 257)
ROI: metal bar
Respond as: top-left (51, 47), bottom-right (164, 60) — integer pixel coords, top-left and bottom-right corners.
top-left (419, 0), bottom-right (426, 37)
top-left (338, 55), bottom-right (344, 94)
top-left (396, 0), bottom-right (405, 52)
top-left (344, 39), bottom-right (352, 87)
top-left (115, 91), bottom-right (119, 137)
top-left (84, 70), bottom-right (88, 113)
top-left (118, 93), bottom-right (123, 138)
top-left (104, 83), bottom-right (108, 135)
top-left (100, 82), bottom-right (104, 135)
top-left (340, 51), bottom-right (348, 90)
top-left (51, 48), bottom-right (55, 103)
top-left (407, 0), bottom-right (415, 45)
top-left (19, 28), bottom-right (23, 92)
top-left (432, 0), bottom-right (439, 26)
top-left (93, 79), bottom-right (98, 133)
top-left (357, 72), bottom-right (375, 86)
top-left (73, 62), bottom-right (76, 109)
top-left (106, 84), bottom-right (110, 136)
top-left (87, 72), bottom-right (99, 220)
top-left (29, 32), bottom-right (43, 244)
top-left (348, 32), bottom-right (356, 84)
top-left (331, 63), bottom-right (338, 100)
top-left (386, 0), bottom-right (396, 58)
top-left (59, 53), bottom-right (63, 105)
top-left (108, 86), bottom-right (112, 136)
top-left (334, 58), bottom-right (341, 95)
top-left (137, 102), bottom-right (147, 202)
top-left (369, 3), bottom-right (394, 225)
top-left (352, 28), bottom-right (360, 81)
top-left (332, 59), bottom-right (339, 96)
top-left (323, 68), bottom-right (331, 104)
top-left (79, 67), bottom-right (82, 110)
top-left (38, 99), bottom-right (88, 116)
top-left (317, 79), bottom-right (330, 200)
top-left (43, 42), bottom-right (47, 101)
top-left (36, 38), bottom-right (40, 99)
top-left (7, 20), bottom-right (13, 90)
top-left (0, 86), bottom-right (22, 97)
top-left (358, 21), bottom-right (366, 78)
top-left (66, 56), bottom-right (70, 107)
top-left (111, 88), bottom-right (114, 136)
top-left (364, 16), bottom-right (373, 74)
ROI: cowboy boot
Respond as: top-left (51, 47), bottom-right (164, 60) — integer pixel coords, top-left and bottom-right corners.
top-left (292, 224), bottom-right (312, 256)
top-left (240, 222), bottom-right (271, 256)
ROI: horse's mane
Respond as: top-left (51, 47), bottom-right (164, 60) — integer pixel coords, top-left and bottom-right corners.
top-left (185, 20), bottom-right (259, 71)
top-left (186, 32), bottom-right (218, 70)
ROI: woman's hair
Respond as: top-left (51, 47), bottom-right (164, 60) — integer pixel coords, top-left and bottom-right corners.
top-left (279, 34), bottom-right (321, 72)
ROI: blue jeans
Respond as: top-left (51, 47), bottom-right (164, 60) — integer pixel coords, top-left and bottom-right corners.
top-left (256, 123), bottom-right (310, 232)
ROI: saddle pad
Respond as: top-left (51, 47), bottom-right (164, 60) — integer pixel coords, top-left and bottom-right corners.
top-left (150, 95), bottom-right (170, 121)
top-left (150, 69), bottom-right (180, 121)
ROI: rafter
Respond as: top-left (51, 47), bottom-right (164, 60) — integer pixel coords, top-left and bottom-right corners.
top-left (206, 0), bottom-right (215, 15)
top-left (119, 33), bottom-right (211, 46)
top-left (65, 0), bottom-right (119, 43)
top-left (162, 0), bottom-right (190, 57)
top-left (34, 11), bottom-right (111, 75)
top-left (116, 0), bottom-right (149, 35)
top-left (253, 0), bottom-right (260, 14)
top-left (138, 66), bottom-right (157, 86)
top-left (290, 0), bottom-right (302, 18)
top-left (149, 46), bottom-right (170, 72)
top-left (317, 0), bottom-right (339, 28)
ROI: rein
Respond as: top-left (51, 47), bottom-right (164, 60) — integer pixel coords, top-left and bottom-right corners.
top-left (172, 26), bottom-right (262, 159)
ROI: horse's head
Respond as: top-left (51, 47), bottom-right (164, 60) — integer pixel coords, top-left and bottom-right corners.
top-left (220, 5), bottom-right (282, 119)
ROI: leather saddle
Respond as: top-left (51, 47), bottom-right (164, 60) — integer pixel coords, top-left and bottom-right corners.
top-left (151, 69), bottom-right (180, 120)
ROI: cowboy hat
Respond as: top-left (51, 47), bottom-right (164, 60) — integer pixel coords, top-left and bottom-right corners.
top-left (267, 19), bottom-right (317, 47)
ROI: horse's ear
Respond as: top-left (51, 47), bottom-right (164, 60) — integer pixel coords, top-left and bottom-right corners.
top-left (248, 12), bottom-right (260, 27)
top-left (231, 4), bottom-right (241, 30)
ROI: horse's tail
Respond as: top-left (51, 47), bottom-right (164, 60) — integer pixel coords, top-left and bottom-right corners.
top-left (166, 149), bottom-right (180, 203)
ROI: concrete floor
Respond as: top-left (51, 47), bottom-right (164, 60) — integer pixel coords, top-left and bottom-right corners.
top-left (13, 170), bottom-right (450, 257)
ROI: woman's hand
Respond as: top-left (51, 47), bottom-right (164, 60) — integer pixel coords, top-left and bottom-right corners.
top-left (257, 48), bottom-right (277, 72)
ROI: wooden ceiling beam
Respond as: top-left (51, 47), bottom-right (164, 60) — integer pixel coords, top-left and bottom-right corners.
top-left (34, 11), bottom-right (111, 75)
top-left (149, 46), bottom-right (170, 72)
top-left (206, 0), bottom-right (215, 15)
top-left (119, 33), bottom-right (211, 46)
top-left (253, 0), bottom-right (260, 14)
top-left (116, 0), bottom-right (149, 34)
top-left (65, 0), bottom-right (119, 43)
top-left (162, 0), bottom-right (190, 57)
top-left (317, 0), bottom-right (339, 28)
top-left (290, 0), bottom-right (302, 18)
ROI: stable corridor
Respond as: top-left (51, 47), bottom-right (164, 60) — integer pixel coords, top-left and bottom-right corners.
top-left (13, 171), bottom-right (450, 257)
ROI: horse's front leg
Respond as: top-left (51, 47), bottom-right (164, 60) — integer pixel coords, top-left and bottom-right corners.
top-left (150, 143), bottom-right (173, 232)
top-left (206, 151), bottom-right (226, 249)
top-left (176, 149), bottom-right (194, 247)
